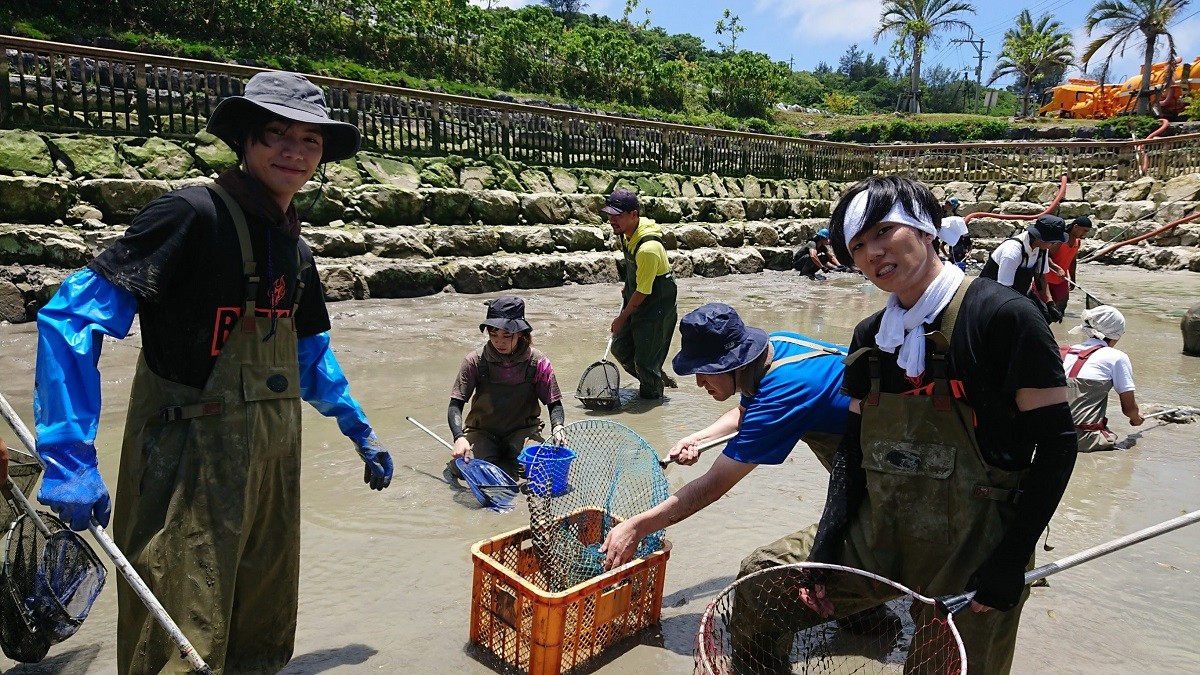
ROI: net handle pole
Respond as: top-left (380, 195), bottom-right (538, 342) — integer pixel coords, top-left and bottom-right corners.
top-left (0, 392), bottom-right (214, 675)
top-left (1143, 407), bottom-right (1199, 420)
top-left (659, 431), bottom-right (739, 468)
top-left (601, 335), bottom-right (612, 363)
top-left (941, 508), bottom-right (1200, 614)
top-left (406, 416), bottom-right (454, 451)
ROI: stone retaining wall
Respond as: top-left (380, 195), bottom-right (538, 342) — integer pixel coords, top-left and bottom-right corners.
top-left (2, 129), bottom-right (1198, 323)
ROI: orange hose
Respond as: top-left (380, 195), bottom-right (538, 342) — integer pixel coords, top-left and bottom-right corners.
top-left (963, 174), bottom-right (1069, 224)
top-left (1080, 210), bottom-right (1200, 263)
top-left (1138, 118), bottom-right (1170, 174)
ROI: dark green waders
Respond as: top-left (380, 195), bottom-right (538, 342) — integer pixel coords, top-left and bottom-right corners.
top-left (113, 186), bottom-right (306, 674)
top-left (611, 236), bottom-right (677, 399)
top-left (732, 279), bottom-right (1033, 674)
top-left (463, 347), bottom-right (546, 477)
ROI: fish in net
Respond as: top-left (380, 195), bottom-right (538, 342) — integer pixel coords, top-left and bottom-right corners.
top-left (694, 563), bottom-right (966, 675)
top-left (524, 419), bottom-right (669, 592)
top-left (0, 443), bottom-right (107, 663)
top-left (575, 338), bottom-right (621, 410)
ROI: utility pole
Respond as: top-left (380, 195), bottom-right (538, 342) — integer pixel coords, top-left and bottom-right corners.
top-left (951, 35), bottom-right (987, 114)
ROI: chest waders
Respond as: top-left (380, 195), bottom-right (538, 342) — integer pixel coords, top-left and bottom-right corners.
top-left (843, 279), bottom-right (1029, 673)
top-left (1061, 344), bottom-right (1117, 452)
top-left (112, 185), bottom-right (305, 674)
top-left (464, 347), bottom-right (545, 441)
top-left (612, 235), bottom-right (678, 398)
top-left (763, 336), bottom-right (846, 472)
top-left (981, 237), bottom-right (1045, 294)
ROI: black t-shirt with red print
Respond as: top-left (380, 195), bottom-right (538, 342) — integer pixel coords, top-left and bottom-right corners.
top-left (89, 184), bottom-right (331, 390)
top-left (841, 278), bottom-right (1065, 471)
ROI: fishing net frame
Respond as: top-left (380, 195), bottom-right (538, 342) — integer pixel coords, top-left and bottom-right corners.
top-left (575, 359), bottom-right (621, 410)
top-left (524, 419), bottom-right (669, 593)
top-left (694, 562), bottom-right (968, 675)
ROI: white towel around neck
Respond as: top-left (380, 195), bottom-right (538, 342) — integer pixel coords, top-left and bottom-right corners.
top-left (876, 262), bottom-right (966, 377)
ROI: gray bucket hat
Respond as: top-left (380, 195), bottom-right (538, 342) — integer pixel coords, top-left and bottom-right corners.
top-left (206, 71), bottom-right (361, 163)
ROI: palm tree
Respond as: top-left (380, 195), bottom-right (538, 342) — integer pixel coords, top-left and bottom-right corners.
top-left (989, 10), bottom-right (1075, 116)
top-left (1082, 0), bottom-right (1191, 115)
top-left (874, 0), bottom-right (976, 113)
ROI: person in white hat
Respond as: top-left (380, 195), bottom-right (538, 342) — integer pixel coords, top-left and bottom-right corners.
top-left (33, 70), bottom-right (391, 673)
top-left (1061, 305), bottom-right (1144, 451)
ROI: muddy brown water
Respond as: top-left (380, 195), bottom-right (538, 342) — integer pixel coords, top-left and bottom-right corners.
top-left (0, 265), bottom-right (1197, 674)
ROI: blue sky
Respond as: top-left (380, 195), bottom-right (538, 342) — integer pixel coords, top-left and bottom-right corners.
top-left (476, 0), bottom-right (1199, 88)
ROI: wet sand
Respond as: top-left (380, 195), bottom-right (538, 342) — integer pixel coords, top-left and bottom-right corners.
top-left (1, 264), bottom-right (1197, 673)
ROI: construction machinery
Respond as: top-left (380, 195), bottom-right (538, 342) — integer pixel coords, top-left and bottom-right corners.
top-left (1037, 56), bottom-right (1200, 119)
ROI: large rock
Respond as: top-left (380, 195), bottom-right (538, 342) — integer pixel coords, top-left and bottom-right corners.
top-left (740, 176), bottom-right (762, 199)
top-left (471, 190), bottom-right (520, 225)
top-left (758, 246), bottom-right (794, 270)
top-left (1025, 182), bottom-right (1061, 205)
top-left (362, 261), bottom-right (448, 297)
top-left (430, 227), bottom-right (499, 257)
top-left (743, 199), bottom-right (769, 220)
top-left (641, 197), bottom-right (682, 224)
top-left (498, 226), bottom-right (556, 254)
top-left (578, 169), bottom-right (615, 195)
top-left (360, 154), bottom-right (421, 190)
top-left (424, 188), bottom-right (472, 225)
top-left (446, 258), bottom-right (512, 294)
top-left (363, 228), bottom-right (433, 258)
top-left (550, 226), bottom-right (606, 252)
top-left (79, 179), bottom-right (170, 223)
top-left (0, 280), bottom-right (25, 323)
top-left (305, 227), bottom-right (368, 257)
top-left (0, 226), bottom-right (91, 267)
top-left (562, 252), bottom-right (620, 285)
top-left (668, 250), bottom-right (694, 278)
top-left (549, 167), bottom-right (578, 194)
top-left (709, 223), bottom-right (744, 247)
top-left (745, 222), bottom-right (780, 246)
top-left (323, 159), bottom-right (365, 189)
top-left (0, 177), bottom-right (74, 222)
top-left (419, 161), bottom-right (458, 188)
top-left (564, 193), bottom-right (605, 225)
top-left (318, 264), bottom-right (367, 301)
top-left (726, 248), bottom-right (765, 274)
top-left (294, 184), bottom-right (346, 227)
top-left (521, 193), bottom-right (571, 225)
top-left (189, 130), bottom-right (238, 174)
top-left (510, 256), bottom-right (566, 289)
top-left (634, 176), bottom-right (665, 197)
top-left (1117, 177), bottom-right (1157, 202)
top-left (121, 137), bottom-right (195, 180)
top-left (519, 169), bottom-right (556, 193)
top-left (674, 224), bottom-right (719, 250)
top-left (710, 200), bottom-right (746, 223)
top-left (1159, 174), bottom-right (1200, 203)
top-left (353, 185), bottom-right (425, 226)
top-left (458, 166), bottom-right (496, 191)
top-left (0, 130), bottom-right (54, 176)
top-left (1113, 201), bottom-right (1156, 223)
top-left (51, 136), bottom-right (130, 178)
top-left (691, 248), bottom-right (730, 277)
top-left (996, 201), bottom-right (1045, 216)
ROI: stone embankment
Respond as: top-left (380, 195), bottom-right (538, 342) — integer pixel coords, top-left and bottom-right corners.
top-left (2, 128), bottom-right (1199, 324)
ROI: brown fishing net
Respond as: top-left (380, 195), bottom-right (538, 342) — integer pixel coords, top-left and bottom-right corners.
top-left (524, 419), bottom-right (668, 592)
top-left (695, 563), bottom-right (966, 675)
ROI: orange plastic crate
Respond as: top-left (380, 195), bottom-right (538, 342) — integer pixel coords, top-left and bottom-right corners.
top-left (469, 509), bottom-right (670, 674)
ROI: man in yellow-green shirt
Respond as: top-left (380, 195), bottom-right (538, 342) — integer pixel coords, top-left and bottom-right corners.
top-left (602, 189), bottom-right (678, 400)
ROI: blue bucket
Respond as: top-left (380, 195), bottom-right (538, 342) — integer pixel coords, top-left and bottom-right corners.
top-left (518, 444), bottom-right (576, 497)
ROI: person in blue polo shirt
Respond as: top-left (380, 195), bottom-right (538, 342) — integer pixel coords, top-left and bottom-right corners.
top-left (599, 303), bottom-right (849, 569)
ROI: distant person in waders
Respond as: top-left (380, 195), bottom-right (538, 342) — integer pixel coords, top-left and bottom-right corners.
top-left (32, 71), bottom-right (394, 674)
top-left (980, 214), bottom-right (1069, 324)
top-left (1061, 305), bottom-right (1144, 452)
top-left (734, 176), bottom-right (1077, 673)
top-left (599, 302), bottom-right (850, 570)
top-left (603, 189), bottom-right (678, 400)
top-left (448, 295), bottom-right (565, 479)
top-left (1046, 216), bottom-right (1093, 316)
top-left (936, 197), bottom-right (971, 270)
top-left (794, 228), bottom-right (848, 280)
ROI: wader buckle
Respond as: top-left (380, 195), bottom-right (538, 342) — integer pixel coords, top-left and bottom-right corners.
top-left (972, 484), bottom-right (1022, 504)
top-left (159, 401), bottom-right (223, 423)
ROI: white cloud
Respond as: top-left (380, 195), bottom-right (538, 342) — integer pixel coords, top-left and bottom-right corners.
top-left (752, 0), bottom-right (884, 43)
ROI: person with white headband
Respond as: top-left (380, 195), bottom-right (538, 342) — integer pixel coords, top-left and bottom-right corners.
top-left (1061, 305), bottom-right (1143, 452)
top-left (735, 176), bottom-right (1077, 673)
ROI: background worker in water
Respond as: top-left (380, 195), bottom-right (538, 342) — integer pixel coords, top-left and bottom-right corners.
top-left (31, 71), bottom-right (394, 674)
top-left (448, 295), bottom-right (565, 480)
top-left (1062, 305), bottom-right (1144, 452)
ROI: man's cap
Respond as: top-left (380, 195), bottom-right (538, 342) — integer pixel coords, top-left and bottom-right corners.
top-left (479, 295), bottom-right (532, 333)
top-left (207, 71), bottom-right (361, 163)
top-left (1027, 215), bottom-right (1069, 243)
top-left (815, 228), bottom-right (830, 240)
top-left (1069, 304), bottom-right (1125, 340)
top-left (1071, 215), bottom-right (1093, 229)
top-left (601, 188), bottom-right (640, 216)
top-left (672, 303), bottom-right (770, 376)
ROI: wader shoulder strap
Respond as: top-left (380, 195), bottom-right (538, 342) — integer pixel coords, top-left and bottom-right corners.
top-left (1062, 344), bottom-right (1106, 378)
top-left (929, 277), bottom-right (974, 352)
top-left (631, 234), bottom-right (664, 255)
top-left (208, 184), bottom-right (259, 333)
top-left (292, 247), bottom-right (310, 315)
top-left (766, 337), bottom-right (846, 372)
top-left (475, 346), bottom-right (489, 383)
top-left (476, 346), bottom-right (536, 384)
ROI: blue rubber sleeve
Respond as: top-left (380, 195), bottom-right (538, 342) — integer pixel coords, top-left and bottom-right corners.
top-left (34, 268), bottom-right (137, 447)
top-left (297, 332), bottom-right (373, 445)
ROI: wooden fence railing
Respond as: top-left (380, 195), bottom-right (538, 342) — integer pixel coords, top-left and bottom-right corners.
top-left (3, 35), bottom-right (1199, 183)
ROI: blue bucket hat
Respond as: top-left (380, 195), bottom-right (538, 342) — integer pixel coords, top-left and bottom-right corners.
top-left (672, 303), bottom-right (770, 376)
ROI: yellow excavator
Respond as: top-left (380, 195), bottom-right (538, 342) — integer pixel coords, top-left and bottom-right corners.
top-left (1037, 56), bottom-right (1200, 119)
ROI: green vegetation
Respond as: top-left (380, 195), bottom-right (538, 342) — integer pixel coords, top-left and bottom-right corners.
top-left (990, 10), bottom-right (1075, 116)
top-left (1082, 0), bottom-right (1192, 115)
top-left (0, 0), bottom-right (1173, 141)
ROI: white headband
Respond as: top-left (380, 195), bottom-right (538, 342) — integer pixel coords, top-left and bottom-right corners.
top-left (842, 190), bottom-right (938, 248)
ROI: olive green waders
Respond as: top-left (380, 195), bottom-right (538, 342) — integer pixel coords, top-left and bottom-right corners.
top-left (611, 235), bottom-right (677, 398)
top-left (734, 279), bottom-right (1032, 674)
top-left (113, 185), bottom-right (306, 674)
top-left (464, 346), bottom-right (546, 476)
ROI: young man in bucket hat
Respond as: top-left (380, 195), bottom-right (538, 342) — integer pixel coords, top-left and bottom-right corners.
top-left (599, 302), bottom-right (849, 569)
top-left (602, 188), bottom-right (678, 400)
top-left (447, 295), bottom-right (565, 479)
top-left (981, 214), bottom-right (1070, 323)
top-left (32, 70), bottom-right (393, 673)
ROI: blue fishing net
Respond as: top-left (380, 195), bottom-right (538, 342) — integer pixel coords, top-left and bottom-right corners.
top-left (523, 419), bottom-right (670, 592)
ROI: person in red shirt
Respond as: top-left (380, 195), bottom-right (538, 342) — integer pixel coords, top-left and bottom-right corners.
top-left (1046, 216), bottom-right (1092, 314)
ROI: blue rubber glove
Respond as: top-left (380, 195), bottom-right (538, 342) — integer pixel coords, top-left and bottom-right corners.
top-left (37, 440), bottom-right (111, 531)
top-left (356, 433), bottom-right (393, 491)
